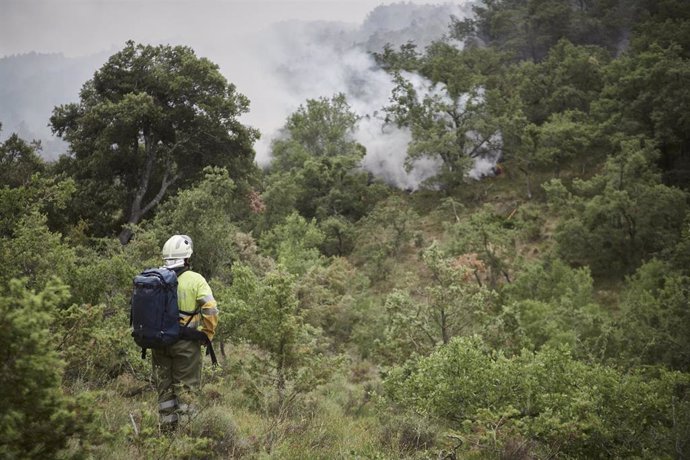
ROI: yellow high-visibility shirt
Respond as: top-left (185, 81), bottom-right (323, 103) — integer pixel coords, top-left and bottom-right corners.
top-left (177, 270), bottom-right (219, 341)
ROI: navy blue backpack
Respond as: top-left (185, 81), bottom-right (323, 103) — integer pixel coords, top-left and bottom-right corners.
top-left (130, 267), bottom-right (218, 364)
top-left (130, 268), bottom-right (181, 357)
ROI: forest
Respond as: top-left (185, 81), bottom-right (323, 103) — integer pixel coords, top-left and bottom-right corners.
top-left (1, 0), bottom-right (690, 458)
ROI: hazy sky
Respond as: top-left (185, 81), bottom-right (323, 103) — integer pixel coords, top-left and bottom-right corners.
top-left (0, 0), bottom-right (439, 57)
top-left (1, 0), bottom-right (472, 187)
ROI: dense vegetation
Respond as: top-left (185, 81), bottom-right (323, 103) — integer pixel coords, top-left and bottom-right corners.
top-left (1, 1), bottom-right (689, 458)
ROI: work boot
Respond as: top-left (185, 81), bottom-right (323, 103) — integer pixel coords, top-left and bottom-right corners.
top-left (160, 413), bottom-right (179, 435)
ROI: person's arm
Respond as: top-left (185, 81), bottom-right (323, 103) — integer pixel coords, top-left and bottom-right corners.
top-left (196, 280), bottom-right (219, 341)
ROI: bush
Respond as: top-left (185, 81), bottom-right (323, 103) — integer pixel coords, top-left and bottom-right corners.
top-left (500, 258), bottom-right (610, 358)
top-left (613, 259), bottom-right (690, 371)
top-left (190, 406), bottom-right (243, 457)
top-left (384, 336), bottom-right (690, 458)
top-left (0, 279), bottom-right (99, 458)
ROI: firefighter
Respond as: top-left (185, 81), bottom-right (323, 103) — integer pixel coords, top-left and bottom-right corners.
top-left (154, 234), bottom-right (219, 430)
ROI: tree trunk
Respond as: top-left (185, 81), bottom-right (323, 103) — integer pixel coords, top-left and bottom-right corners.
top-left (276, 339), bottom-right (286, 404)
top-left (118, 132), bottom-right (178, 244)
top-left (441, 308), bottom-right (449, 345)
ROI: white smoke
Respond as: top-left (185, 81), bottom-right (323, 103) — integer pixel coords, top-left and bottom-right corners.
top-left (1, 1), bottom-right (486, 188)
top-left (244, 2), bottom-right (480, 189)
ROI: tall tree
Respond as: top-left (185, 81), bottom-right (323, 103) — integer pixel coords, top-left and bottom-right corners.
top-left (454, 0), bottom-right (635, 61)
top-left (0, 128), bottom-right (45, 188)
top-left (50, 41), bottom-right (258, 243)
top-left (545, 139), bottom-right (688, 277)
top-left (594, 43), bottom-right (690, 186)
top-left (263, 94), bottom-right (381, 227)
top-left (381, 43), bottom-right (510, 189)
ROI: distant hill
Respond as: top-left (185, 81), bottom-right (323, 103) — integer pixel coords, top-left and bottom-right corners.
top-left (0, 50), bottom-right (113, 160)
top-left (0, 3), bottom-right (464, 163)
top-left (360, 3), bottom-right (470, 51)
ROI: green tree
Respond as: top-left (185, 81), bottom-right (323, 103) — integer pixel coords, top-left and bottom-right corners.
top-left (384, 71), bottom-right (499, 189)
top-left (149, 166), bottom-right (240, 280)
top-left (631, 0), bottom-right (690, 57)
top-left (545, 139), bottom-right (688, 277)
top-left (594, 43), bottom-right (690, 187)
top-left (444, 206), bottom-right (516, 289)
top-left (514, 40), bottom-right (610, 124)
top-left (373, 41), bottom-right (422, 72)
top-left (296, 257), bottom-right (367, 350)
top-left (271, 93), bottom-right (362, 171)
top-left (0, 172), bottom-right (75, 239)
top-left (0, 280), bottom-right (96, 458)
top-left (222, 265), bottom-right (329, 401)
top-left (613, 259), bottom-right (690, 371)
top-left (352, 196), bottom-right (419, 280)
top-left (385, 336), bottom-right (690, 458)
top-left (0, 129), bottom-right (45, 188)
top-left (455, 0), bottom-right (633, 60)
top-left (501, 258), bottom-right (609, 357)
top-left (260, 212), bottom-right (325, 276)
top-left (264, 93), bottom-right (381, 226)
top-left (502, 109), bottom-right (604, 198)
top-left (378, 243), bottom-right (494, 362)
top-left (50, 41), bottom-right (258, 243)
top-left (421, 243), bottom-right (494, 345)
top-left (0, 211), bottom-right (76, 291)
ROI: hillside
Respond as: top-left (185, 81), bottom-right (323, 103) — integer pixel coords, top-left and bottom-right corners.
top-left (1, 0), bottom-right (690, 458)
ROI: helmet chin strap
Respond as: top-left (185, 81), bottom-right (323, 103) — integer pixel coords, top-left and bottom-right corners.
top-left (163, 258), bottom-right (185, 269)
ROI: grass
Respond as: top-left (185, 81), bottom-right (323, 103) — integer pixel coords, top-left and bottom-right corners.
top-left (81, 350), bottom-right (418, 459)
top-left (66, 163), bottom-right (650, 459)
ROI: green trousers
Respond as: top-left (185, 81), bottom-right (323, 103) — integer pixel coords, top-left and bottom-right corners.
top-left (152, 340), bottom-right (202, 425)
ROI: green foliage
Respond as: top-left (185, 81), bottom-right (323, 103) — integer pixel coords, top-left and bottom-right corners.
top-left (377, 410), bottom-right (439, 455)
top-left (631, 0), bottom-right (690, 56)
top-left (595, 43), bottom-right (690, 186)
top-left (56, 297), bottom-right (146, 387)
top-left (260, 212), bottom-right (325, 276)
top-left (385, 336), bottom-right (690, 458)
top-left (0, 5), bottom-right (689, 457)
top-left (0, 131), bottom-right (45, 187)
top-left (444, 206), bottom-right (516, 289)
top-left (495, 41), bottom-right (611, 197)
top-left (384, 71), bottom-right (498, 189)
top-left (318, 215), bottom-right (356, 257)
top-left (462, 0), bottom-right (634, 60)
top-left (222, 265), bottom-right (332, 400)
top-left (613, 259), bottom-right (690, 371)
top-left (0, 211), bottom-right (77, 291)
top-left (50, 41), bottom-right (258, 240)
top-left (372, 42), bottom-right (422, 72)
top-left (67, 238), bottom-right (148, 307)
top-left (264, 93), bottom-right (382, 227)
top-left (352, 196), bottom-right (419, 280)
top-left (296, 257), bottom-right (368, 350)
top-left (150, 166), bottom-right (240, 280)
top-left (0, 280), bottom-right (98, 458)
top-left (516, 40), bottom-right (611, 123)
top-left (421, 243), bottom-right (495, 344)
top-left (376, 243), bottom-right (495, 362)
top-left (501, 258), bottom-right (610, 357)
top-left (0, 170), bottom-right (75, 238)
top-left (546, 140), bottom-right (688, 277)
top-left (189, 406), bottom-right (241, 456)
top-left (271, 93), bottom-right (361, 168)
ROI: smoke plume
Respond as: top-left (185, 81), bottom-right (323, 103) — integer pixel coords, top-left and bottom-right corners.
top-left (1, 1), bottom-right (481, 188)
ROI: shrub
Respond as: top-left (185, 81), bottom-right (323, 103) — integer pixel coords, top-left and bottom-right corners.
top-left (384, 336), bottom-right (690, 458)
top-left (0, 279), bottom-right (98, 458)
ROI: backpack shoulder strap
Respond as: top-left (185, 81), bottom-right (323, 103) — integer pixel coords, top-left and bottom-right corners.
top-left (206, 342), bottom-right (218, 366)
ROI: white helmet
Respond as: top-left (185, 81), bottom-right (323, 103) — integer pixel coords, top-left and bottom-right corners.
top-left (161, 234), bottom-right (193, 268)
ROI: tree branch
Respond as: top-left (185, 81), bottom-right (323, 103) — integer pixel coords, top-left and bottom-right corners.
top-left (140, 168), bottom-right (180, 217)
